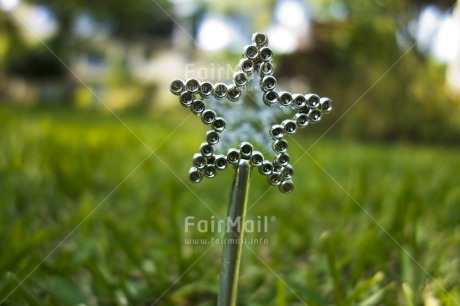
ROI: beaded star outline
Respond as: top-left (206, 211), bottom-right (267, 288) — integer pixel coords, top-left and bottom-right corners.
top-left (170, 32), bottom-right (332, 193)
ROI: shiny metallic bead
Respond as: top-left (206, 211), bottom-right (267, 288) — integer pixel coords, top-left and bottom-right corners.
top-left (281, 119), bottom-right (297, 135)
top-left (281, 165), bottom-right (294, 179)
top-left (259, 47), bottom-right (273, 62)
top-left (214, 83), bottom-right (228, 99)
top-left (320, 97), bottom-right (333, 113)
top-left (191, 99), bottom-right (206, 115)
top-left (276, 153), bottom-right (290, 166)
top-left (249, 151), bottom-right (264, 167)
top-left (239, 58), bottom-right (255, 75)
top-left (199, 82), bottom-right (214, 98)
top-left (186, 79), bottom-right (200, 93)
top-left (278, 180), bottom-right (294, 193)
top-left (252, 32), bottom-right (268, 47)
top-left (260, 75), bottom-right (277, 92)
top-left (201, 109), bottom-right (216, 124)
top-left (189, 167), bottom-right (203, 183)
top-left (258, 62), bottom-right (274, 76)
top-left (268, 173), bottom-right (282, 186)
top-left (273, 139), bottom-right (288, 153)
top-left (200, 143), bottom-right (214, 157)
top-left (292, 94), bottom-right (307, 109)
top-left (227, 85), bottom-right (241, 102)
top-left (206, 156), bottom-right (216, 165)
top-left (243, 44), bottom-right (259, 60)
top-left (206, 130), bottom-right (220, 145)
top-left (215, 155), bottom-right (228, 170)
top-left (239, 142), bottom-right (253, 159)
top-left (192, 153), bottom-right (207, 169)
top-left (309, 109), bottom-right (322, 123)
top-left (204, 165), bottom-right (217, 178)
top-left (227, 148), bottom-right (241, 164)
top-left (269, 124), bottom-right (284, 139)
top-left (305, 94), bottom-right (320, 109)
top-left (259, 161), bottom-right (273, 176)
top-left (263, 91), bottom-right (279, 107)
top-left (273, 161), bottom-right (283, 173)
top-left (294, 113), bottom-right (309, 128)
top-left (234, 72), bottom-right (249, 87)
top-left (179, 91), bottom-right (193, 107)
top-left (170, 79), bottom-right (185, 95)
top-left (278, 92), bottom-right (292, 107)
top-left (253, 59), bottom-right (262, 74)
top-left (212, 117), bottom-right (226, 132)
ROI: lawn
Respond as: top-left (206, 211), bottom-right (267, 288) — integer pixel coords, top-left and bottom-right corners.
top-left (0, 105), bottom-right (459, 305)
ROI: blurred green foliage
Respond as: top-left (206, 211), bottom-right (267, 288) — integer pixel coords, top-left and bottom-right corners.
top-left (1, 0), bottom-right (459, 143)
top-left (0, 106), bottom-right (459, 305)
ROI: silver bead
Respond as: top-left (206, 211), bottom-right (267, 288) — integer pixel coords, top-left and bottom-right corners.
top-left (233, 72), bottom-right (249, 87)
top-left (200, 143), bottom-right (214, 157)
top-left (320, 97), bottom-right (333, 113)
top-left (252, 32), bottom-right (268, 47)
top-left (214, 83), bottom-right (228, 99)
top-left (179, 91), bottom-right (193, 107)
top-left (192, 153), bottom-right (207, 169)
top-left (268, 173), bottom-right (282, 186)
top-left (249, 151), bottom-right (264, 167)
top-left (186, 79), bottom-right (200, 93)
top-left (259, 47), bottom-right (273, 62)
top-left (294, 113), bottom-right (309, 128)
top-left (215, 155), bottom-right (228, 170)
top-left (191, 99), bottom-right (206, 115)
top-left (204, 165), bottom-right (217, 178)
top-left (273, 139), bottom-right (288, 153)
top-left (273, 161), bottom-right (283, 173)
top-left (281, 165), bottom-right (294, 179)
top-left (279, 92), bottom-right (292, 107)
top-left (258, 62), bottom-right (274, 76)
top-left (199, 82), bottom-right (214, 98)
top-left (243, 44), bottom-right (259, 60)
top-left (263, 91), bottom-right (279, 107)
top-left (201, 109), bottom-right (216, 124)
top-left (305, 94), bottom-right (320, 109)
top-left (227, 85), bottom-right (241, 102)
top-left (269, 124), bottom-right (284, 139)
top-left (239, 58), bottom-right (255, 75)
top-left (278, 180), bottom-right (294, 193)
top-left (189, 167), bottom-right (203, 183)
top-left (258, 161), bottom-right (273, 176)
top-left (260, 75), bottom-right (277, 92)
top-left (227, 148), bottom-right (241, 164)
top-left (281, 119), bottom-right (297, 135)
top-left (212, 117), bottom-right (226, 132)
top-left (309, 109), bottom-right (322, 123)
top-left (206, 156), bottom-right (216, 165)
top-left (292, 94), bottom-right (307, 109)
top-left (276, 153), bottom-right (290, 166)
top-left (206, 130), bottom-right (220, 145)
top-left (239, 142), bottom-right (253, 159)
top-left (170, 79), bottom-right (185, 95)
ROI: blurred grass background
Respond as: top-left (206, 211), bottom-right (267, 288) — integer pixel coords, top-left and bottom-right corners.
top-left (1, 0), bottom-right (460, 305)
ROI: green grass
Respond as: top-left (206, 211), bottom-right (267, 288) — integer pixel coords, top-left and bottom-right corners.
top-left (0, 105), bottom-right (459, 305)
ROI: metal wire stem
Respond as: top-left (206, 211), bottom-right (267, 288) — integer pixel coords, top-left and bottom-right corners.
top-left (217, 159), bottom-right (252, 306)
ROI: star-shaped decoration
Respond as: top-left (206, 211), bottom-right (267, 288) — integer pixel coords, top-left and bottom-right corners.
top-left (170, 32), bottom-right (333, 193)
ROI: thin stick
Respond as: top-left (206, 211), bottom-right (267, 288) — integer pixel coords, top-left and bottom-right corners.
top-left (217, 159), bottom-right (252, 306)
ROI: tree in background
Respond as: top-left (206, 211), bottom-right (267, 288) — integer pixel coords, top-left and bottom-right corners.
top-left (3, 0), bottom-right (173, 80)
top-left (280, 0), bottom-right (460, 142)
